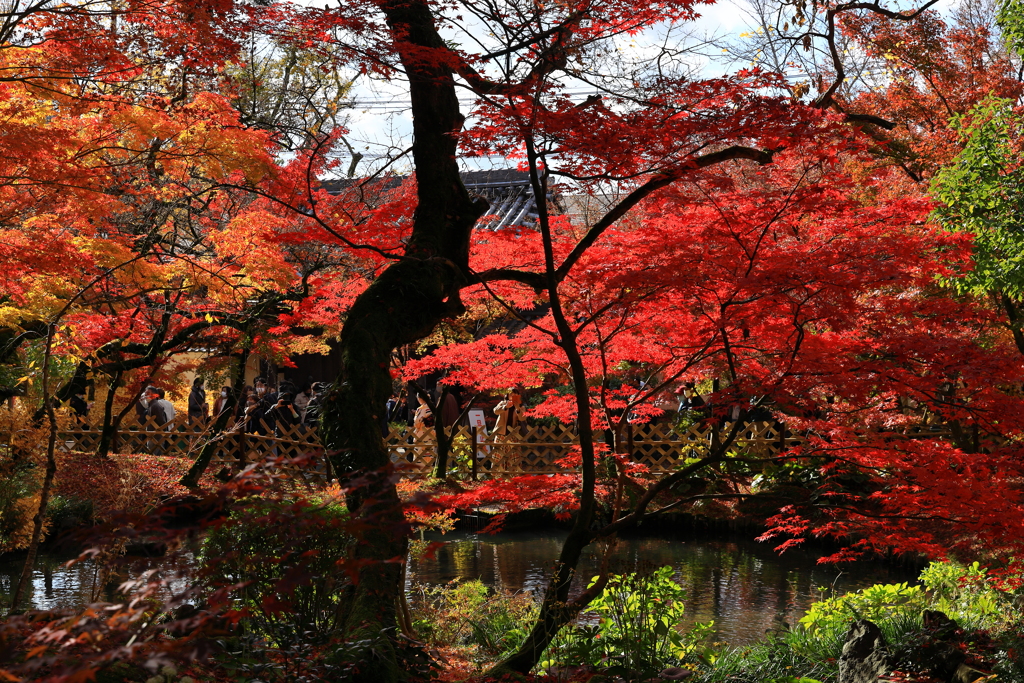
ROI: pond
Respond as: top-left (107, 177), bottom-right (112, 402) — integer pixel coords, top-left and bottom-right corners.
top-left (408, 529), bottom-right (919, 644)
top-left (0, 549), bottom-right (191, 612)
top-left (2, 530), bottom-right (918, 645)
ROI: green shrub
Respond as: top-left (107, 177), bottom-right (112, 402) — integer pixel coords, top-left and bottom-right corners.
top-left (919, 560), bottom-right (1010, 629)
top-left (198, 496), bottom-right (352, 647)
top-left (45, 494), bottom-right (94, 532)
top-left (542, 566), bottom-right (714, 682)
top-left (448, 432), bottom-right (475, 474)
top-left (799, 581), bottom-right (925, 633)
top-left (697, 560), bottom-right (1024, 683)
top-left (410, 579), bottom-right (535, 661)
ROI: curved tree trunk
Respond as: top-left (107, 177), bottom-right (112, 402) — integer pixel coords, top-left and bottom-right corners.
top-left (95, 369), bottom-right (124, 458)
top-left (179, 347), bottom-right (250, 489)
top-left (486, 159), bottom-right (603, 675)
top-left (317, 1), bottom-right (486, 679)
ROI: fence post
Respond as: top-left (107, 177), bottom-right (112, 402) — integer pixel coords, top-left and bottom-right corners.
top-left (237, 430), bottom-right (248, 470)
top-left (471, 426), bottom-right (478, 481)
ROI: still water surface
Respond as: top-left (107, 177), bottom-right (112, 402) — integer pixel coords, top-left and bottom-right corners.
top-left (409, 530), bottom-right (918, 644)
top-left (2, 531), bottom-right (917, 645)
top-left (0, 550), bottom-right (190, 612)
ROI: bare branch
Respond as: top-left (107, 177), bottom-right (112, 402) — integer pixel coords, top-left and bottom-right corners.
top-left (555, 146), bottom-right (776, 282)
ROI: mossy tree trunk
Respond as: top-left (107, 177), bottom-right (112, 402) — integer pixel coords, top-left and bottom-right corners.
top-left (179, 346), bottom-right (250, 488)
top-left (95, 369), bottom-right (124, 458)
top-left (317, 1), bottom-right (486, 679)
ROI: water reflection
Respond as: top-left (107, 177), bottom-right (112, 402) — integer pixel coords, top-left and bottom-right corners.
top-left (408, 530), bottom-right (918, 645)
top-left (0, 551), bottom-right (189, 612)
top-left (2, 531), bottom-right (916, 646)
top-left (2, 552), bottom-right (103, 611)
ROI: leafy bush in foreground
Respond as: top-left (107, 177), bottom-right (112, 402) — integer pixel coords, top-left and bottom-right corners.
top-left (697, 560), bottom-right (1024, 683)
top-left (198, 495), bottom-right (353, 647)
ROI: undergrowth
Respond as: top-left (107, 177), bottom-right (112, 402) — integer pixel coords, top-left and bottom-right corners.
top-left (412, 559), bottom-right (1024, 683)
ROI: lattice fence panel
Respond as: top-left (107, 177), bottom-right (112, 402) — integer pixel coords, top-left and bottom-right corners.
top-left (622, 423), bottom-right (681, 471)
top-left (55, 416), bottom-right (819, 483)
top-left (460, 424), bottom-right (577, 475)
top-left (61, 427), bottom-right (102, 454)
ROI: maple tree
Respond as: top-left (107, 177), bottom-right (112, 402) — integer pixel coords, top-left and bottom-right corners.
top-left (4, 0), bottom-right (1024, 680)
top-left (371, 0), bottom-right (1024, 674)
top-left (415, 133), bottom-right (1024, 672)
top-left (332, 1), bottom-right (1024, 675)
top-left (0, 0), bottom-right (391, 617)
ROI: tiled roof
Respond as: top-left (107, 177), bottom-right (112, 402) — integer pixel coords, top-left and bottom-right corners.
top-left (320, 169), bottom-right (541, 231)
top-left (463, 170), bottom-right (539, 231)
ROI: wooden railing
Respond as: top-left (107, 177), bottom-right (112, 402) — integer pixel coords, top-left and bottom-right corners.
top-left (60, 416), bottom-right (331, 485)
top-left (386, 421), bottom-right (802, 476)
top-left (57, 417), bottom-right (800, 480)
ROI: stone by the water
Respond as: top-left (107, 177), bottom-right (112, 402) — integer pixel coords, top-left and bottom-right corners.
top-left (838, 620), bottom-right (889, 683)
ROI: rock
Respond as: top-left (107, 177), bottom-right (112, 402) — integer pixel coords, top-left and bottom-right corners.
top-left (924, 640), bottom-right (966, 681)
top-left (951, 663), bottom-right (988, 683)
top-left (918, 609), bottom-right (978, 682)
top-left (660, 667), bottom-right (694, 680)
top-left (839, 620), bottom-right (890, 683)
top-left (922, 610), bottom-right (959, 636)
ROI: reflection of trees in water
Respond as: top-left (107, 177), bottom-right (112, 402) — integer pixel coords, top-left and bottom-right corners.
top-left (412, 534), bottom-right (569, 595)
top-left (1, 552), bottom-right (189, 612)
top-left (408, 532), bottom-right (918, 645)
top-left (5, 533), bottom-right (914, 644)
top-left (0, 553), bottom-right (109, 610)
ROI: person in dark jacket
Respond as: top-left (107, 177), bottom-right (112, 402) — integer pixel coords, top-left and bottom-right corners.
top-left (137, 386), bottom-right (176, 426)
top-left (69, 390), bottom-right (89, 424)
top-left (268, 393), bottom-right (301, 437)
top-left (253, 377), bottom-right (277, 435)
top-left (136, 386), bottom-right (176, 454)
top-left (293, 384), bottom-right (312, 422)
top-left (241, 395), bottom-right (261, 434)
top-left (187, 377), bottom-right (207, 424)
top-left (304, 382), bottom-right (327, 427)
top-left (212, 386), bottom-right (232, 418)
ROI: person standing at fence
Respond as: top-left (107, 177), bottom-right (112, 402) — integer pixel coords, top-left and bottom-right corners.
top-left (676, 382), bottom-right (706, 416)
top-left (213, 386), bottom-right (232, 417)
top-left (188, 377), bottom-right (208, 424)
top-left (242, 395), bottom-right (261, 434)
top-left (69, 389), bottom-right (89, 425)
top-left (304, 382), bottom-right (325, 427)
top-left (411, 392), bottom-right (435, 464)
top-left (493, 389), bottom-right (525, 473)
top-left (412, 393), bottom-right (433, 437)
top-left (269, 393), bottom-right (301, 437)
top-left (253, 377), bottom-right (277, 435)
top-left (293, 384), bottom-right (312, 422)
top-left (137, 386), bottom-right (176, 427)
top-left (233, 386), bottom-right (253, 420)
top-left (136, 386), bottom-right (176, 454)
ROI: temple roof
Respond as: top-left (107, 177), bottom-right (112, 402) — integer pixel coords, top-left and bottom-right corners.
top-left (321, 169), bottom-right (541, 231)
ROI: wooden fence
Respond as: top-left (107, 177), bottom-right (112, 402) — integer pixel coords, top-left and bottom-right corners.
top-left (386, 421), bottom-right (802, 476)
top-left (57, 417), bottom-right (801, 480)
top-left (61, 416), bottom-right (332, 485)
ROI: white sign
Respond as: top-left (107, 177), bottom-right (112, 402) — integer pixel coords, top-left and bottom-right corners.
top-left (468, 409), bottom-right (490, 457)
